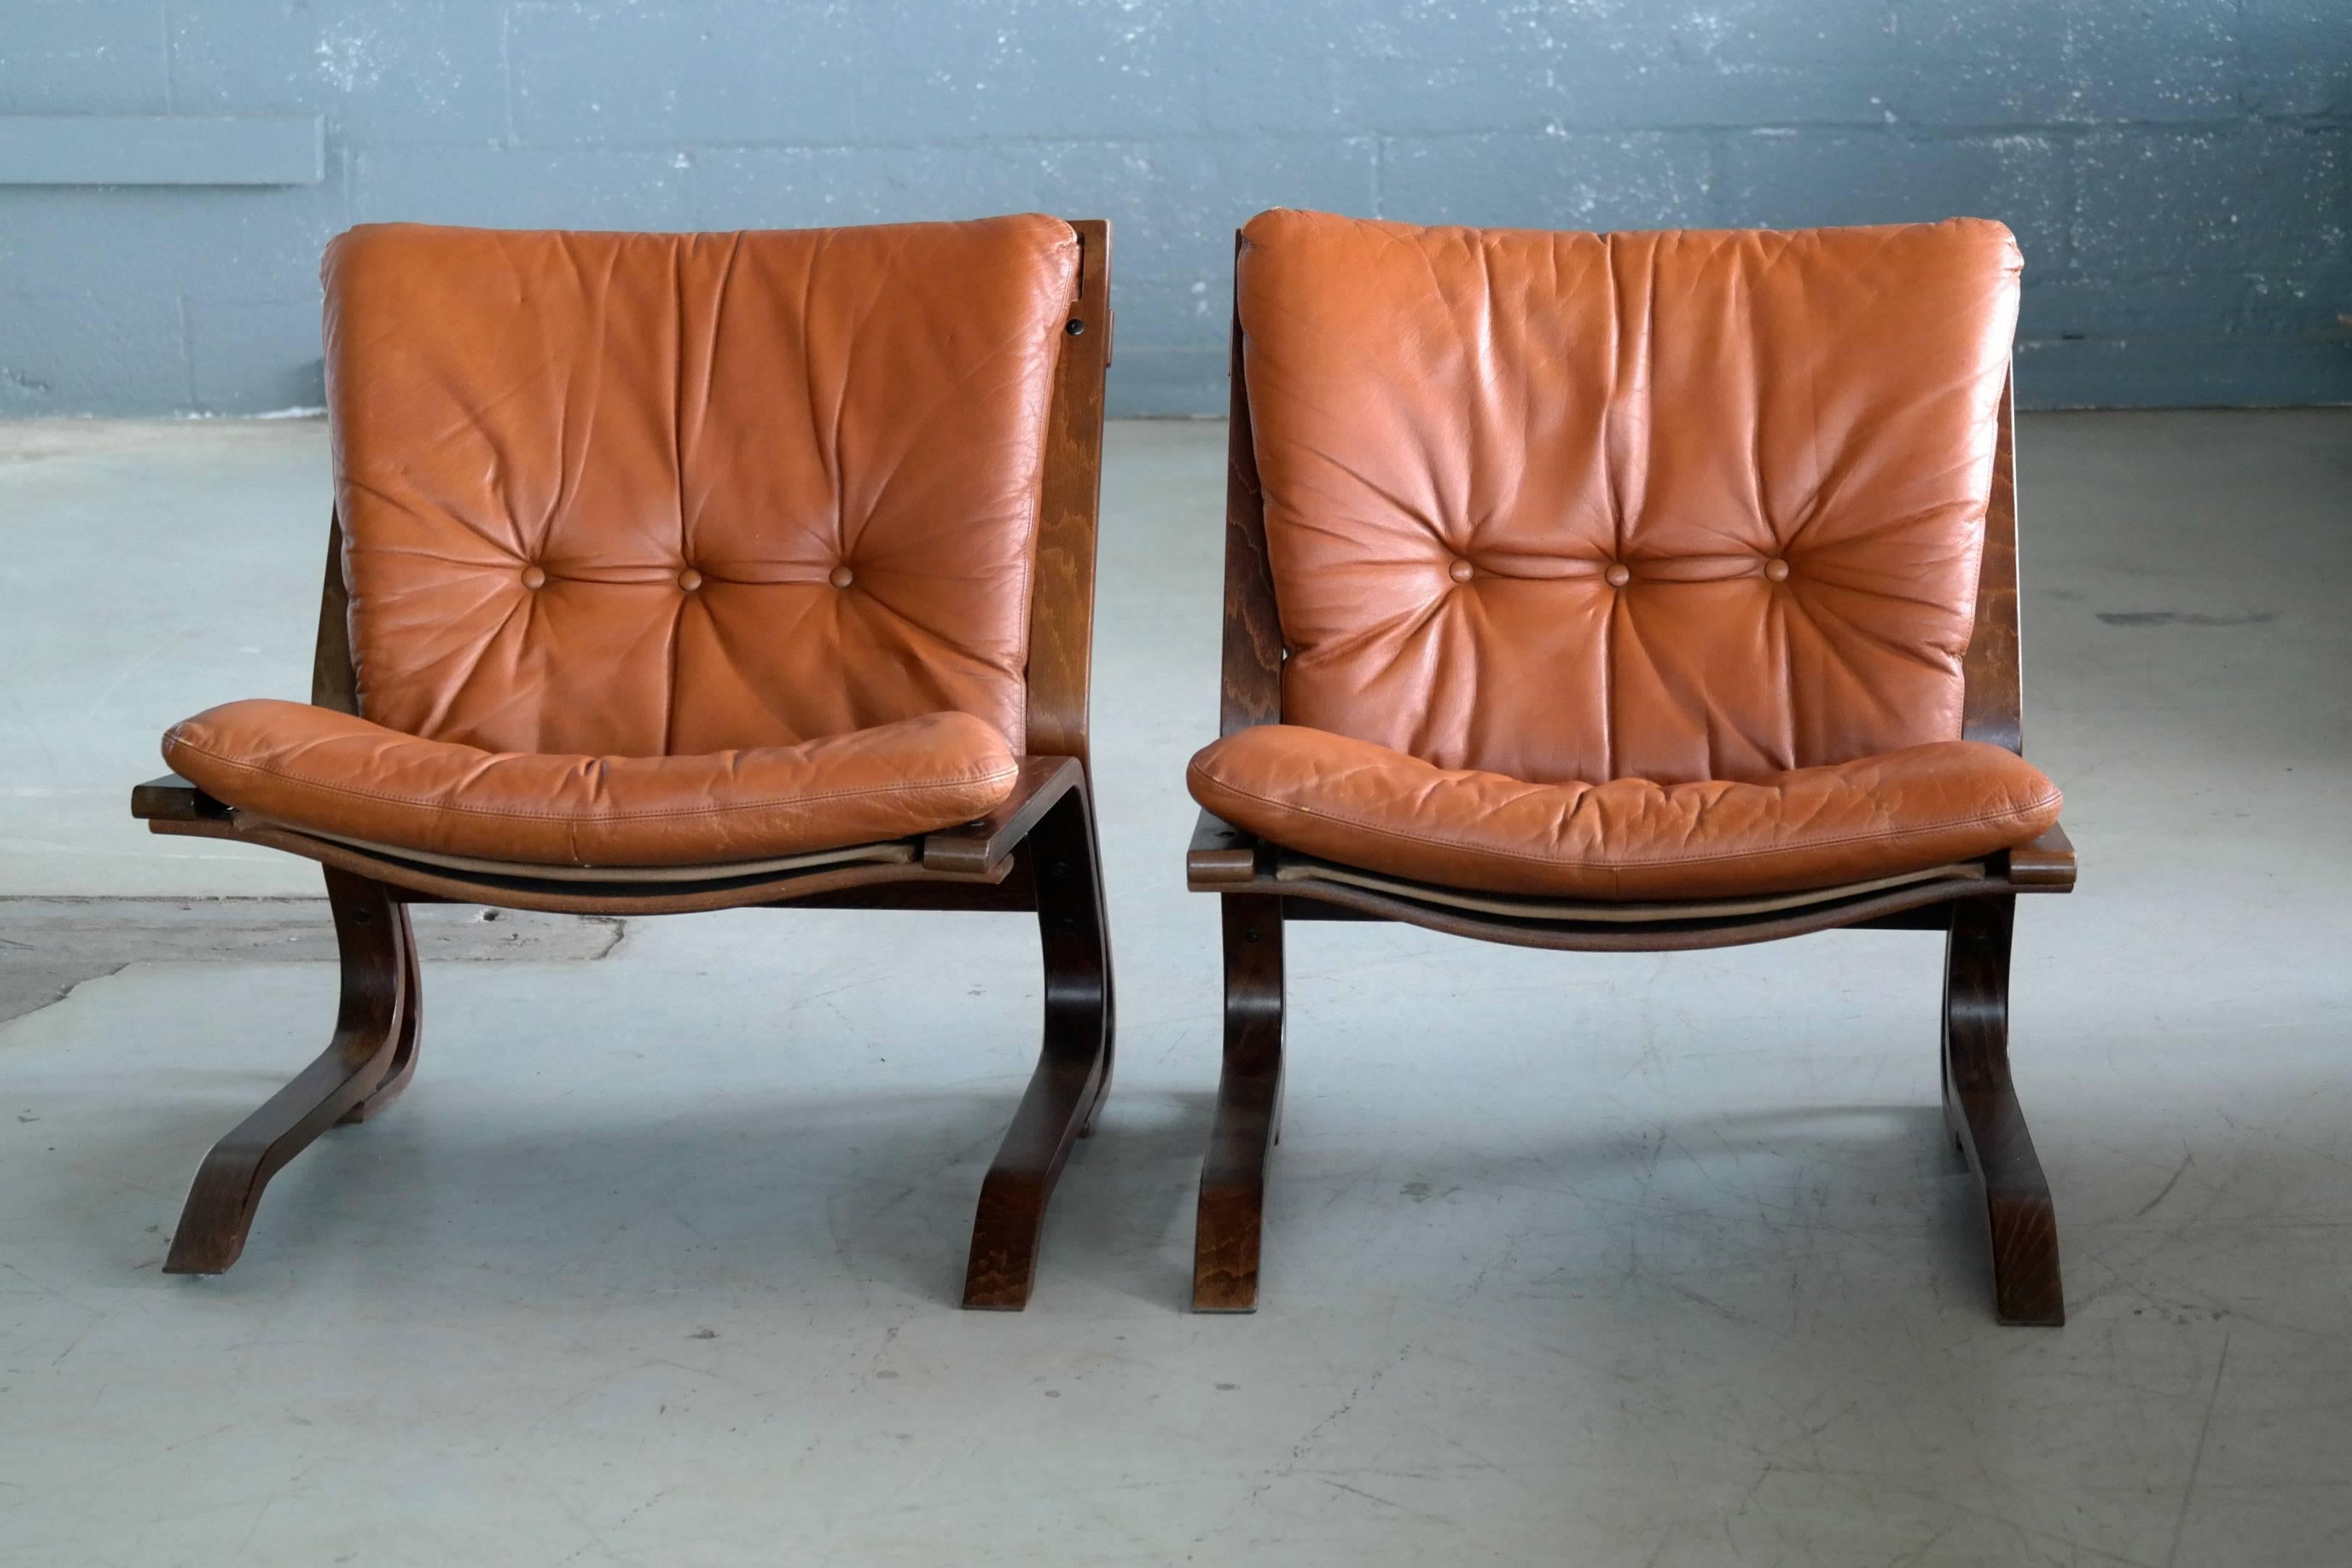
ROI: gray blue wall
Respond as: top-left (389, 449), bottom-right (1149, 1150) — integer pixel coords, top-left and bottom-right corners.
top-left (3, 1), bottom-right (2348, 416)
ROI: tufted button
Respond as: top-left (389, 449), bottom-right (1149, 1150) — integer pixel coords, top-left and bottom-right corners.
top-left (1604, 563), bottom-right (1631, 588)
top-left (1764, 557), bottom-right (1791, 582)
top-left (829, 564), bottom-right (856, 590)
top-left (676, 568), bottom-right (703, 592)
top-left (519, 565), bottom-right (547, 590)
top-left (1448, 558), bottom-right (1474, 583)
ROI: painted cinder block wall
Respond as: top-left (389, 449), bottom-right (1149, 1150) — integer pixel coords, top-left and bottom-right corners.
top-left (1, 1), bottom-right (2347, 417)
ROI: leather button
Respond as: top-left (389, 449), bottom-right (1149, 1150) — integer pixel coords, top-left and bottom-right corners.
top-left (1447, 558), bottom-right (1474, 583)
top-left (1604, 564), bottom-right (1631, 588)
top-left (1764, 557), bottom-right (1791, 582)
top-left (829, 565), bottom-right (856, 589)
top-left (676, 568), bottom-right (703, 592)
top-left (519, 566), bottom-right (547, 590)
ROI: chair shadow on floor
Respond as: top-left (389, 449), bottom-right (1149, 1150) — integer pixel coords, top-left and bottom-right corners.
top-left (1219, 1099), bottom-right (2021, 1319)
top-left (50, 1043), bottom-right (2008, 1319)
top-left (53, 1069), bottom-right (1215, 1312)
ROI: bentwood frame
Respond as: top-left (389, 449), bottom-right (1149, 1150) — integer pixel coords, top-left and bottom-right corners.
top-left (1187, 265), bottom-right (2076, 1325)
top-left (133, 219), bottom-right (1117, 1311)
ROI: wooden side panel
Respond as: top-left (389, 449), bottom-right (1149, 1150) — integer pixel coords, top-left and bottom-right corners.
top-left (1961, 373), bottom-right (2024, 754)
top-left (312, 512), bottom-right (359, 715)
top-left (1024, 218), bottom-right (1112, 767)
top-left (1219, 244), bottom-right (1284, 738)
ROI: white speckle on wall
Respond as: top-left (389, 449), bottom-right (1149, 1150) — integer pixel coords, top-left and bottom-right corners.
top-left (316, 24), bottom-right (384, 93)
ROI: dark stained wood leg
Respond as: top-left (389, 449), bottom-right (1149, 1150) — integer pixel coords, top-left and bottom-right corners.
top-left (1944, 895), bottom-right (2064, 1326)
top-left (1939, 1075), bottom-right (1971, 1171)
top-left (961, 782), bottom-right (1114, 1310)
top-left (339, 901), bottom-right (421, 1123)
top-left (164, 867), bottom-right (416, 1275)
top-left (1192, 893), bottom-right (1284, 1313)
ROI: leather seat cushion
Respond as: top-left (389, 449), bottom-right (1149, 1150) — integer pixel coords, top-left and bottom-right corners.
top-left (165, 700), bottom-right (1018, 868)
top-left (1189, 725), bottom-right (2061, 901)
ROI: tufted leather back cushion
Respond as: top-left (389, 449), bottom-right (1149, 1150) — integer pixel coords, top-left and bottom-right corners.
top-left (323, 215), bottom-right (1079, 758)
top-left (1237, 210), bottom-right (2021, 785)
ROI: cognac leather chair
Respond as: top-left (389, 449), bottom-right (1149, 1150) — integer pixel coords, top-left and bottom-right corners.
top-left (1186, 210), bottom-right (2077, 1324)
top-left (134, 215), bottom-right (1115, 1309)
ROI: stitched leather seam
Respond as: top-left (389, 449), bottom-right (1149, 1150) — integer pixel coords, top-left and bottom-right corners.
top-left (169, 738), bottom-right (1018, 824)
top-left (1192, 764), bottom-right (2060, 870)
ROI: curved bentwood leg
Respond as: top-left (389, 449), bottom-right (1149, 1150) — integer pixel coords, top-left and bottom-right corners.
top-left (340, 898), bottom-right (421, 1124)
top-left (1943, 894), bottom-right (2064, 1326)
top-left (164, 867), bottom-right (418, 1275)
top-left (961, 782), bottom-right (1115, 1309)
top-left (1192, 892), bottom-right (1284, 1313)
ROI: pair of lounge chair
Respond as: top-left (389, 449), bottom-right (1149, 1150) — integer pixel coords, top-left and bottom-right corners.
top-left (134, 208), bottom-right (2074, 1323)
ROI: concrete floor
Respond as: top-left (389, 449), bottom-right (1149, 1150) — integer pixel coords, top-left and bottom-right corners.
top-left (1, 412), bottom-right (2348, 1567)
